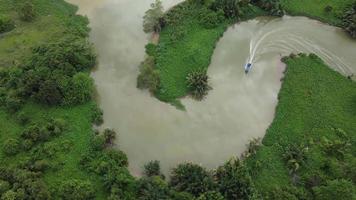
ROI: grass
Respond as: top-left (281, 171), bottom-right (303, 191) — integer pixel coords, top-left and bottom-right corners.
top-left (0, 0), bottom-right (107, 199)
top-left (246, 55), bottom-right (356, 195)
top-left (155, 3), bottom-right (266, 102)
top-left (0, 0), bottom-right (83, 67)
top-left (280, 0), bottom-right (355, 25)
top-left (0, 102), bottom-right (107, 199)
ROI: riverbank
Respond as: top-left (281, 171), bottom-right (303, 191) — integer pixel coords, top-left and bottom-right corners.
top-left (145, 0), bottom-right (355, 105)
top-left (246, 54), bottom-right (356, 198)
top-left (280, 0), bottom-right (354, 26)
top-left (151, 1), bottom-right (267, 103)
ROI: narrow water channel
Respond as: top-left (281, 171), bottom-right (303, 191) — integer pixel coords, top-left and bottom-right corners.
top-left (67, 0), bottom-right (356, 175)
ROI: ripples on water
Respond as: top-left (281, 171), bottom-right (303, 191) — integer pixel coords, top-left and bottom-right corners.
top-left (67, 0), bottom-right (356, 175)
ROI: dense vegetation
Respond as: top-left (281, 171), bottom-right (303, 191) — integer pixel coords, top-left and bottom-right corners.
top-left (1, 0), bottom-right (356, 199)
top-left (0, 0), bottom-right (107, 199)
top-left (138, 0), bottom-right (356, 105)
top-left (246, 54), bottom-right (356, 199)
top-left (138, 0), bottom-right (267, 104)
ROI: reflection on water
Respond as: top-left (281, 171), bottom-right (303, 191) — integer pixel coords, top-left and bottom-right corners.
top-left (67, 0), bottom-right (356, 175)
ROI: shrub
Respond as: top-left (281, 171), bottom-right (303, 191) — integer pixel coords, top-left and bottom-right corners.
top-left (215, 158), bottom-right (257, 200)
top-left (324, 5), bottom-right (333, 13)
top-left (143, 0), bottom-right (164, 33)
top-left (199, 9), bottom-right (224, 29)
top-left (0, 180), bottom-right (10, 196)
top-left (136, 176), bottom-right (170, 200)
top-left (16, 111), bottom-right (30, 125)
top-left (90, 135), bottom-right (106, 151)
top-left (145, 43), bottom-right (157, 57)
top-left (211, 0), bottom-right (241, 19)
top-left (197, 191), bottom-right (225, 200)
top-left (3, 138), bottom-right (21, 156)
top-left (58, 179), bottom-right (95, 200)
top-left (265, 186), bottom-right (307, 200)
top-left (19, 1), bottom-right (36, 22)
top-left (137, 57), bottom-right (160, 94)
top-left (0, 15), bottom-right (15, 33)
top-left (91, 105), bottom-right (103, 125)
top-left (283, 143), bottom-right (308, 173)
top-left (4, 95), bottom-right (22, 113)
top-left (103, 129), bottom-right (116, 145)
top-left (170, 163), bottom-right (215, 197)
top-left (342, 2), bottom-right (356, 38)
top-left (313, 179), bottom-right (356, 200)
top-left (63, 72), bottom-right (94, 105)
top-left (186, 70), bottom-right (212, 100)
top-left (35, 79), bottom-right (62, 105)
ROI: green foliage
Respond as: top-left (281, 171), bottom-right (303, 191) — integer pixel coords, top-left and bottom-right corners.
top-left (19, 1), bottom-right (36, 22)
top-left (145, 43), bottom-right (157, 57)
top-left (136, 176), bottom-right (171, 200)
top-left (57, 179), bottom-right (95, 200)
top-left (143, 0), bottom-right (164, 33)
top-left (313, 179), bottom-right (356, 200)
top-left (280, 0), bottom-right (354, 25)
top-left (198, 9), bottom-right (225, 29)
top-left (151, 0), bottom-right (265, 103)
top-left (246, 55), bottom-right (356, 197)
top-left (211, 0), bottom-right (243, 19)
top-left (137, 57), bottom-right (160, 94)
top-left (264, 186), bottom-right (307, 200)
top-left (144, 160), bottom-right (163, 178)
top-left (103, 129), bottom-right (117, 145)
top-left (250, 0), bottom-right (284, 16)
top-left (90, 104), bottom-right (104, 125)
top-left (170, 163), bottom-right (215, 197)
top-left (342, 2), bottom-right (356, 38)
top-left (0, 167), bottom-right (51, 200)
top-left (282, 143), bottom-right (308, 173)
top-left (215, 158), bottom-right (257, 200)
top-left (62, 72), bottom-right (94, 105)
top-left (0, 15), bottom-right (14, 33)
top-left (2, 139), bottom-right (20, 156)
top-left (197, 191), bottom-right (225, 200)
top-left (186, 70), bottom-right (212, 100)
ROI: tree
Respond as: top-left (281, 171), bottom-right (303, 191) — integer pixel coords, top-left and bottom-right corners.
top-left (103, 129), bottom-right (117, 145)
top-left (143, 0), bottom-right (164, 33)
top-left (35, 79), bottom-right (62, 105)
top-left (170, 163), bottom-right (215, 197)
top-left (144, 160), bottom-right (163, 178)
top-left (136, 176), bottom-right (171, 200)
top-left (58, 179), bottom-right (95, 200)
top-left (313, 179), bottom-right (356, 200)
top-left (63, 73), bottom-right (94, 105)
top-left (215, 158), bottom-right (257, 200)
top-left (186, 70), bottom-right (212, 100)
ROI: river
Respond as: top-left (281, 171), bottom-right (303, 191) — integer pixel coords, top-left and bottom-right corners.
top-left (67, 0), bottom-right (356, 175)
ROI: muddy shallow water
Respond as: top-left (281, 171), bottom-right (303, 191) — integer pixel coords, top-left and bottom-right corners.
top-left (67, 0), bottom-right (356, 175)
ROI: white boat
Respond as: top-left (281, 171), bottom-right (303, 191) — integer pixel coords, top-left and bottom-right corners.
top-left (245, 63), bottom-right (252, 74)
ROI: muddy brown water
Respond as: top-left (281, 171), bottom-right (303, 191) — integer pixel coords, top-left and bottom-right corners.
top-left (67, 0), bottom-right (356, 175)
